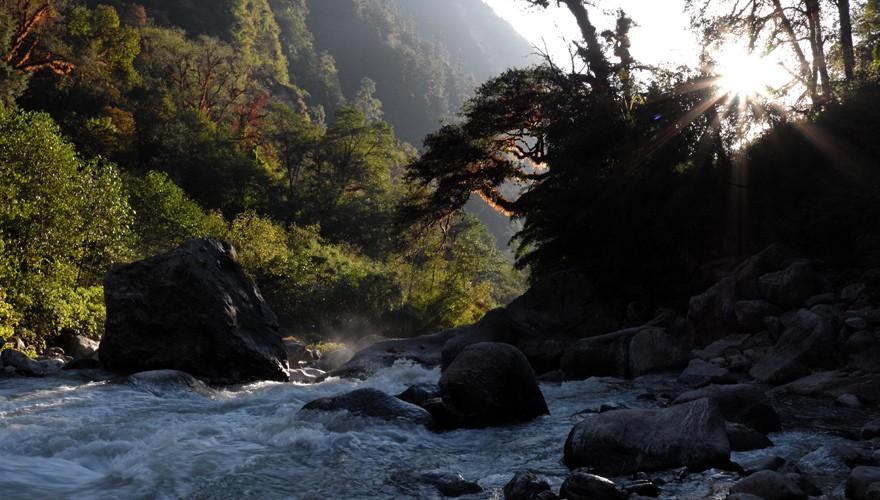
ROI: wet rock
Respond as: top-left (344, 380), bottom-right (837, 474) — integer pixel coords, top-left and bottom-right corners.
top-left (729, 470), bottom-right (807, 500)
top-left (727, 494), bottom-right (765, 500)
top-left (799, 444), bottom-right (860, 473)
top-left (726, 422), bottom-right (773, 451)
top-left (558, 469), bottom-right (627, 500)
top-left (288, 367), bottom-right (324, 384)
top-left (688, 276), bottom-right (738, 346)
top-left (749, 309), bottom-right (838, 385)
top-left (436, 342), bottom-right (548, 428)
top-left (622, 479), bottom-right (660, 497)
top-left (861, 418), bottom-right (880, 439)
top-left (115, 369), bottom-right (218, 398)
top-left (283, 339), bottom-right (315, 367)
top-left (678, 359), bottom-right (734, 388)
top-left (672, 384), bottom-right (781, 433)
top-left (846, 467), bottom-right (880, 500)
top-left (302, 387), bottom-right (433, 427)
top-left (99, 238), bottom-right (288, 385)
top-left (758, 262), bottom-right (827, 309)
top-left (36, 357), bottom-right (65, 374)
top-left (503, 470), bottom-right (553, 500)
top-left (317, 347), bottom-right (354, 371)
top-left (389, 470), bottom-right (483, 497)
top-left (319, 328), bottom-right (460, 380)
top-left (0, 349), bottom-right (45, 376)
top-left (564, 398), bottom-right (730, 474)
top-left (741, 456), bottom-right (791, 475)
top-left (396, 383), bottom-right (440, 406)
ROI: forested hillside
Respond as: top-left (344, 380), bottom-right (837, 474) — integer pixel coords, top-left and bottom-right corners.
top-left (0, 0), bottom-right (529, 350)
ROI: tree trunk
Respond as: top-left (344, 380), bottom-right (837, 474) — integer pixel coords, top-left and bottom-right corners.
top-left (836, 0), bottom-right (855, 81)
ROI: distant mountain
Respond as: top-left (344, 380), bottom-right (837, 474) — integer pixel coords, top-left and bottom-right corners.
top-left (305, 0), bottom-right (540, 145)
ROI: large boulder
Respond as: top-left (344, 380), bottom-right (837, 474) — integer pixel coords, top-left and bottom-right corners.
top-left (688, 276), bottom-right (738, 347)
top-left (0, 349), bottom-right (47, 377)
top-left (564, 398), bottom-right (730, 474)
top-left (749, 309), bottom-right (838, 385)
top-left (846, 467), bottom-right (880, 500)
top-left (758, 262), bottom-right (827, 309)
top-left (436, 342), bottom-right (548, 428)
top-left (672, 384), bottom-right (781, 433)
top-left (302, 387), bottom-right (433, 427)
top-left (728, 470), bottom-right (807, 500)
top-left (732, 244), bottom-right (791, 300)
top-left (559, 323), bottom-right (689, 380)
top-left (99, 238), bottom-right (288, 385)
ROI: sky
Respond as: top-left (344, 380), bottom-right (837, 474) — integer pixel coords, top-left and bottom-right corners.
top-left (480, 0), bottom-right (699, 69)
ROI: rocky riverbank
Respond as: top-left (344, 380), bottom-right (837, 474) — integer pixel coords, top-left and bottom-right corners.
top-left (3, 239), bottom-right (880, 498)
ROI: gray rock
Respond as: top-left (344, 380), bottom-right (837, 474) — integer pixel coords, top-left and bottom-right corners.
top-left (771, 370), bottom-right (880, 402)
top-left (99, 238), bottom-right (287, 385)
top-left (672, 384), bottom-right (781, 433)
top-left (873, 450), bottom-right (880, 466)
top-left (558, 469), bottom-right (627, 500)
top-left (837, 393), bottom-right (863, 408)
top-left (437, 342), bottom-right (548, 428)
top-left (302, 388), bottom-right (433, 427)
top-left (36, 358), bottom-right (65, 374)
top-left (396, 383), bottom-right (441, 407)
top-left (628, 327), bottom-right (691, 378)
top-left (844, 330), bottom-right (880, 373)
top-left (749, 309), bottom-right (838, 385)
top-left (389, 470), bottom-right (483, 497)
top-left (0, 349), bottom-right (45, 376)
top-left (726, 422), bottom-right (773, 451)
top-left (799, 444), bottom-right (860, 473)
top-left (741, 456), bottom-right (790, 475)
top-left (727, 494), bottom-right (766, 500)
top-left (283, 339), bottom-right (314, 367)
top-left (560, 328), bottom-right (633, 379)
top-left (758, 262), bottom-right (827, 309)
top-left (846, 467), bottom-right (880, 500)
top-left (503, 470), bottom-right (552, 500)
top-left (861, 418), bottom-right (880, 439)
top-left (732, 244), bottom-right (790, 299)
top-left (697, 334), bottom-right (752, 361)
top-left (319, 328), bottom-right (460, 380)
top-left (115, 369), bottom-right (218, 398)
top-left (564, 398), bottom-right (730, 474)
top-left (842, 283), bottom-right (869, 303)
top-left (62, 334), bottom-right (99, 360)
top-left (736, 300), bottom-right (782, 333)
top-left (678, 359), bottom-right (734, 388)
top-left (846, 317), bottom-right (870, 331)
top-left (728, 470), bottom-right (807, 500)
top-left (288, 367), bottom-right (324, 384)
top-left (317, 347), bottom-right (354, 371)
top-left (688, 276), bottom-right (738, 346)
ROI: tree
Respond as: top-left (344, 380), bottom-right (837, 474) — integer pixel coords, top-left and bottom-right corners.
top-left (0, 0), bottom-right (73, 76)
top-left (687, 0), bottom-right (857, 110)
top-left (0, 109), bottom-right (134, 342)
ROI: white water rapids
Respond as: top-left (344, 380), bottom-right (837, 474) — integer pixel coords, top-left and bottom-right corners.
top-left (0, 362), bottom-right (863, 499)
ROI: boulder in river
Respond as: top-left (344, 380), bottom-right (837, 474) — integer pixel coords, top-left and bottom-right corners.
top-left (728, 470), bottom-right (807, 500)
top-left (502, 470), bottom-right (554, 500)
top-left (99, 238), bottom-right (288, 385)
top-left (388, 469), bottom-right (483, 497)
top-left (563, 397), bottom-right (730, 474)
top-left (846, 467), bottom-right (880, 500)
top-left (558, 469), bottom-right (627, 500)
top-left (302, 387), bottom-right (433, 427)
top-left (0, 349), bottom-right (46, 377)
top-left (749, 309), bottom-right (839, 385)
top-left (672, 383), bottom-right (781, 433)
top-left (115, 369), bottom-right (219, 398)
top-left (435, 342), bottom-right (548, 428)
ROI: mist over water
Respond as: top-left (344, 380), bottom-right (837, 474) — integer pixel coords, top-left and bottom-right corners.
top-left (0, 363), bottom-right (861, 499)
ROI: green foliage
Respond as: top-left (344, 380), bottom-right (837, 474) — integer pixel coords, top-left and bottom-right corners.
top-left (127, 170), bottom-right (218, 256)
top-left (0, 109), bottom-right (134, 343)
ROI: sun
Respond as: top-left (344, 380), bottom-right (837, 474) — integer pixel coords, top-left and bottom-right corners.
top-left (712, 46), bottom-right (789, 101)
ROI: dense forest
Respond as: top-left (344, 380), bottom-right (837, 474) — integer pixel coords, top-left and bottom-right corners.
top-left (3, 0), bottom-right (880, 354)
top-left (0, 0), bottom-right (529, 349)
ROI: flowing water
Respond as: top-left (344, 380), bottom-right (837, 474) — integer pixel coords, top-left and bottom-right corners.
top-left (0, 362), bottom-right (868, 499)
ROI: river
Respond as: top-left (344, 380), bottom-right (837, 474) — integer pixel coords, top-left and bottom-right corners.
top-left (0, 362), bottom-right (865, 499)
